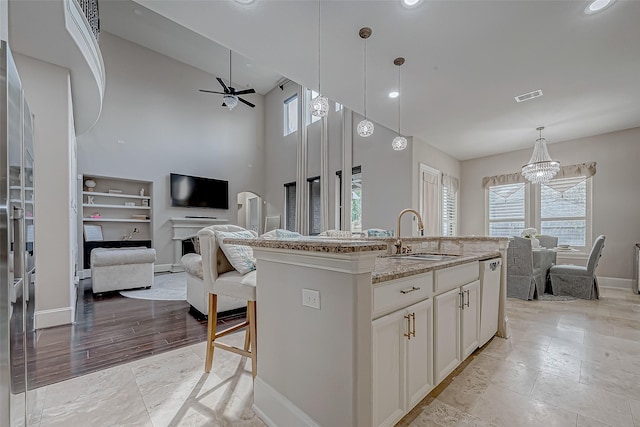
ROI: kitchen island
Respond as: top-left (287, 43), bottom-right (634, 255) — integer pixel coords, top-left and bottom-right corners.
top-left (226, 236), bottom-right (509, 427)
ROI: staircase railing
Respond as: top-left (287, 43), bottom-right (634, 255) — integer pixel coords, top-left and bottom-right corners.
top-left (78, 0), bottom-right (100, 41)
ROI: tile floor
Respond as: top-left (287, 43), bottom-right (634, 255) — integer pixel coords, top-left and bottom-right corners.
top-left (28, 287), bottom-right (640, 427)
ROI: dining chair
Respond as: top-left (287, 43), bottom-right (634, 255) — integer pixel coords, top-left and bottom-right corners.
top-left (507, 236), bottom-right (547, 300)
top-left (537, 235), bottom-right (558, 249)
top-left (549, 235), bottom-right (606, 299)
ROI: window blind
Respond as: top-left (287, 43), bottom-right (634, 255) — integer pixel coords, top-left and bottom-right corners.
top-left (488, 183), bottom-right (525, 237)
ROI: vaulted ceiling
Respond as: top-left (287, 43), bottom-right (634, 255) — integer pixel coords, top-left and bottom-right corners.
top-left (102, 0), bottom-right (640, 160)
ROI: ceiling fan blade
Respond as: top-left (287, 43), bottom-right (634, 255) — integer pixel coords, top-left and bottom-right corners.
top-left (199, 89), bottom-right (226, 94)
top-left (234, 88), bottom-right (256, 95)
top-left (238, 97), bottom-right (255, 108)
top-left (217, 77), bottom-right (229, 93)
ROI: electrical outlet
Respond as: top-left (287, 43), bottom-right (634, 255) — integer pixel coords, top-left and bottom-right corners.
top-left (302, 288), bottom-right (321, 309)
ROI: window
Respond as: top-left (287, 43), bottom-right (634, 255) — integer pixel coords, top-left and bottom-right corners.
top-left (308, 177), bottom-right (321, 235)
top-left (487, 183), bottom-right (526, 237)
top-left (305, 89), bottom-right (321, 125)
top-left (442, 185), bottom-right (457, 237)
top-left (335, 102), bottom-right (343, 112)
top-left (284, 182), bottom-right (296, 231)
top-left (539, 177), bottom-right (590, 249)
top-left (336, 166), bottom-right (362, 232)
top-left (284, 94), bottom-right (298, 136)
top-left (487, 177), bottom-right (592, 250)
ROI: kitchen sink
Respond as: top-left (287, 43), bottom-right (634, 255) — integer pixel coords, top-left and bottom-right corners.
top-left (395, 254), bottom-right (459, 261)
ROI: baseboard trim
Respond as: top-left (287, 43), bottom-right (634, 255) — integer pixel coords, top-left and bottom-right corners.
top-left (154, 263), bottom-right (172, 273)
top-left (35, 307), bottom-right (74, 329)
top-left (253, 377), bottom-right (320, 427)
top-left (599, 276), bottom-right (634, 290)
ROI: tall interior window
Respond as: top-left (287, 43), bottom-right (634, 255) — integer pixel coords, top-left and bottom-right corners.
top-left (284, 94), bottom-right (298, 136)
top-left (538, 177), bottom-right (590, 249)
top-left (336, 166), bottom-right (362, 232)
top-left (284, 182), bottom-right (296, 231)
top-left (308, 177), bottom-right (321, 235)
top-left (487, 183), bottom-right (526, 237)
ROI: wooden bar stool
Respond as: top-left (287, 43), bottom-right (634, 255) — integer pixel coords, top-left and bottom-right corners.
top-left (205, 284), bottom-right (257, 377)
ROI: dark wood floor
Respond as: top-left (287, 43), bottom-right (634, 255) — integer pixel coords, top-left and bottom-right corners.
top-left (26, 275), bottom-right (245, 389)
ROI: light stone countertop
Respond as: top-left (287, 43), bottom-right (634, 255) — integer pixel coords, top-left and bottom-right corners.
top-left (225, 236), bottom-right (502, 283)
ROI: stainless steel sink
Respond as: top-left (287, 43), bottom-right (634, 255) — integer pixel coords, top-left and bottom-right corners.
top-left (395, 254), bottom-right (459, 261)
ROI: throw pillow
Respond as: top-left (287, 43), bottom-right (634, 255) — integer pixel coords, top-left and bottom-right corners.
top-left (275, 229), bottom-right (302, 239)
top-left (215, 229), bottom-right (258, 275)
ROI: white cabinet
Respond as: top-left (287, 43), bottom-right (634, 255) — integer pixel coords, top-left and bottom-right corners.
top-left (460, 280), bottom-right (480, 359)
top-left (434, 287), bottom-right (461, 384)
top-left (433, 263), bottom-right (480, 384)
top-left (373, 299), bottom-right (433, 427)
top-left (479, 258), bottom-right (502, 347)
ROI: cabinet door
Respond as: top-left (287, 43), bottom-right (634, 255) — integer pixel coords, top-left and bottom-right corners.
top-left (461, 280), bottom-right (481, 359)
top-left (434, 287), bottom-right (461, 384)
top-left (372, 309), bottom-right (406, 427)
top-left (405, 299), bottom-right (434, 408)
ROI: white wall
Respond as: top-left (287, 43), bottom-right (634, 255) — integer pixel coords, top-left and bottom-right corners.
top-left (1, 0), bottom-right (7, 41)
top-left (14, 53), bottom-right (75, 328)
top-left (77, 33), bottom-right (265, 267)
top-left (460, 127), bottom-right (640, 281)
top-left (353, 112), bottom-right (413, 233)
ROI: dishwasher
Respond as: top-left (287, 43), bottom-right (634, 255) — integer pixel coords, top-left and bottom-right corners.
top-left (479, 258), bottom-right (502, 347)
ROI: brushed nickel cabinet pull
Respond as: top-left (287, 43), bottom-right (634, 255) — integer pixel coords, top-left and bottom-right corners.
top-left (400, 286), bottom-right (420, 294)
top-left (404, 314), bottom-right (412, 340)
top-left (465, 289), bottom-right (470, 308)
top-left (411, 313), bottom-right (416, 338)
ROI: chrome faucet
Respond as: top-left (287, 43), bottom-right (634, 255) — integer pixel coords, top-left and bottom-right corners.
top-left (395, 209), bottom-right (425, 254)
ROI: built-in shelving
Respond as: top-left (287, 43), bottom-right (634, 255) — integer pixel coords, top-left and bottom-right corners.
top-left (82, 204), bottom-right (151, 210)
top-left (82, 191), bottom-right (150, 200)
top-left (83, 218), bottom-right (150, 223)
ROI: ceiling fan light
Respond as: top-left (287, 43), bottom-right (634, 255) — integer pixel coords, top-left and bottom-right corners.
top-left (310, 94), bottom-right (329, 117)
top-left (223, 94), bottom-right (238, 110)
top-left (357, 119), bottom-right (374, 137)
top-left (392, 136), bottom-right (407, 151)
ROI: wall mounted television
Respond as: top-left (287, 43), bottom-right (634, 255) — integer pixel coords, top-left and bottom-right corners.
top-left (170, 173), bottom-right (229, 209)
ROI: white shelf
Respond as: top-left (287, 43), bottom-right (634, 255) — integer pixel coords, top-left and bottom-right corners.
top-left (83, 191), bottom-right (150, 200)
top-left (82, 204), bottom-right (151, 210)
top-left (10, 186), bottom-right (34, 191)
top-left (83, 218), bottom-right (150, 223)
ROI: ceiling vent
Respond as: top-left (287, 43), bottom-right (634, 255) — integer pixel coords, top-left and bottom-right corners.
top-left (515, 89), bottom-right (543, 103)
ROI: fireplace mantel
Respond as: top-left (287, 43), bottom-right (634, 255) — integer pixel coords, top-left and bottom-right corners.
top-left (170, 217), bottom-right (228, 271)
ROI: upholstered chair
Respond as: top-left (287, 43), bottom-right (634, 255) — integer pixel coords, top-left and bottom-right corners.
top-left (506, 237), bottom-right (547, 300)
top-left (549, 235), bottom-right (606, 299)
top-left (537, 235), bottom-right (559, 249)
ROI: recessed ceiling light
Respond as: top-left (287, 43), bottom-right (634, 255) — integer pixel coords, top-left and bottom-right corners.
top-left (234, 0), bottom-right (255, 4)
top-left (585, 0), bottom-right (615, 14)
top-left (388, 91), bottom-right (399, 98)
top-left (401, 0), bottom-right (423, 8)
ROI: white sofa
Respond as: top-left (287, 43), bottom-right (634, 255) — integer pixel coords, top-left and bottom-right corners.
top-left (181, 225), bottom-right (249, 317)
top-left (91, 247), bottom-right (156, 293)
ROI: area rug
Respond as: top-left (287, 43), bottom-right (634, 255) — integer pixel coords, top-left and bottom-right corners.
top-left (119, 272), bottom-right (187, 301)
top-left (537, 294), bottom-right (577, 301)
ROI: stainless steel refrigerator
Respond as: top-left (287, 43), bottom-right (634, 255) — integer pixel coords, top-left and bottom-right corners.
top-left (1, 39), bottom-right (37, 427)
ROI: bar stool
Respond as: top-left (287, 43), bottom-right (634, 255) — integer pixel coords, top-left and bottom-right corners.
top-left (205, 279), bottom-right (257, 377)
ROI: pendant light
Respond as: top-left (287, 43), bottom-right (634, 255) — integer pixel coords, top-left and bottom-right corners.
top-left (392, 57), bottom-right (407, 151)
top-left (310, 0), bottom-right (329, 117)
top-left (357, 27), bottom-right (374, 137)
top-left (521, 126), bottom-right (560, 184)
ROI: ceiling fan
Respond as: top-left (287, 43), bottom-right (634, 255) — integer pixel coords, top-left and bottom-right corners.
top-left (199, 50), bottom-right (256, 110)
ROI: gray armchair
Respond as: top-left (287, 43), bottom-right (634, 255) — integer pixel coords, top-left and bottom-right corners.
top-left (537, 235), bottom-right (558, 249)
top-left (549, 235), bottom-right (605, 299)
top-left (507, 236), bottom-right (547, 300)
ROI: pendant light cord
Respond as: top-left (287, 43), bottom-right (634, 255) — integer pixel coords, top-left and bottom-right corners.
top-left (317, 0), bottom-right (321, 94)
top-left (363, 39), bottom-right (367, 119)
top-left (397, 63), bottom-right (401, 136)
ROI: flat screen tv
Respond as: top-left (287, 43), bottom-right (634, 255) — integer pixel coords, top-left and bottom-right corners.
top-left (170, 173), bottom-right (229, 209)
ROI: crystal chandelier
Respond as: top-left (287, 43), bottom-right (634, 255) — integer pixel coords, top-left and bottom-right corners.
top-left (310, 0), bottom-right (329, 118)
top-left (357, 27), bottom-right (374, 137)
top-left (223, 94), bottom-right (238, 110)
top-left (392, 57), bottom-right (407, 151)
top-left (521, 126), bottom-right (560, 184)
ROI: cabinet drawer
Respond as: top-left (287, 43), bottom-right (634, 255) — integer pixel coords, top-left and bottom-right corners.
top-left (373, 274), bottom-right (433, 319)
top-left (434, 262), bottom-right (479, 294)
